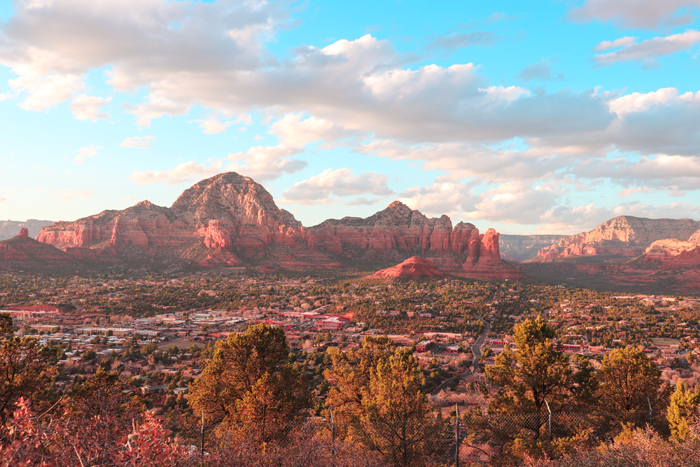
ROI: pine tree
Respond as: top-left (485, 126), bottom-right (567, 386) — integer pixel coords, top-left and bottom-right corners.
top-left (188, 323), bottom-right (311, 443)
top-left (597, 347), bottom-right (664, 412)
top-left (485, 316), bottom-right (594, 415)
top-left (667, 380), bottom-right (700, 443)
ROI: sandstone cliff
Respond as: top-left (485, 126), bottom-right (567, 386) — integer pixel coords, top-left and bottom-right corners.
top-left (35, 172), bottom-right (518, 279)
top-left (534, 216), bottom-right (700, 261)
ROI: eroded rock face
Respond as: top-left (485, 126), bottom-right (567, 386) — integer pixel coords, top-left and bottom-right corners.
top-left (535, 216), bottom-right (700, 261)
top-left (367, 256), bottom-right (445, 279)
top-left (18, 228), bottom-right (28, 238)
top-left (35, 171), bottom-right (517, 277)
top-left (0, 220), bottom-right (53, 241)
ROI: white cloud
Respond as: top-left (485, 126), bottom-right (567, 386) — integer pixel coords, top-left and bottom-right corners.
top-left (594, 36), bottom-right (636, 51)
top-left (570, 0), bottom-right (700, 29)
top-left (74, 145), bottom-right (101, 164)
top-left (227, 145), bottom-right (307, 182)
top-left (49, 188), bottom-right (95, 202)
top-left (280, 168), bottom-right (394, 205)
top-left (270, 113), bottom-right (360, 149)
top-left (197, 113), bottom-right (251, 134)
top-left (0, 196), bottom-right (6, 203)
top-left (9, 73), bottom-right (83, 111)
top-left (120, 136), bottom-right (156, 149)
top-left (69, 94), bottom-right (112, 121)
top-left (399, 182), bottom-right (476, 218)
top-left (594, 30), bottom-right (700, 66)
top-left (129, 161), bottom-right (223, 186)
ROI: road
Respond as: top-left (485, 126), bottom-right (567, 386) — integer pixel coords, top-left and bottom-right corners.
top-left (430, 317), bottom-right (491, 395)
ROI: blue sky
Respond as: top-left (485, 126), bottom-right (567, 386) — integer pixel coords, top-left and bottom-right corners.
top-left (1, 0), bottom-right (700, 234)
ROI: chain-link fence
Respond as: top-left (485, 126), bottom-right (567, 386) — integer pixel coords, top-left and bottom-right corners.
top-left (195, 407), bottom-right (670, 467)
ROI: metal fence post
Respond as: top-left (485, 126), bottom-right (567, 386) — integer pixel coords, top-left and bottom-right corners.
top-left (201, 410), bottom-right (205, 457)
top-left (455, 404), bottom-right (460, 467)
top-left (545, 401), bottom-right (552, 441)
top-left (647, 396), bottom-right (653, 426)
top-left (330, 408), bottom-right (335, 460)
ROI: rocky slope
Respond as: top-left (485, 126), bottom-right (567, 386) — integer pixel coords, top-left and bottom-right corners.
top-left (366, 256), bottom-right (445, 280)
top-left (0, 219), bottom-right (53, 241)
top-left (0, 229), bottom-right (79, 271)
top-left (499, 234), bottom-right (565, 261)
top-left (533, 216), bottom-right (700, 261)
top-left (34, 172), bottom-right (519, 279)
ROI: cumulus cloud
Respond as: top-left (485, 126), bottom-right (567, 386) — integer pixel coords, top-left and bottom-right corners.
top-left (9, 73), bottom-right (83, 111)
top-left (227, 145), bottom-right (307, 182)
top-left (426, 31), bottom-right (498, 50)
top-left (49, 188), bottom-right (95, 202)
top-left (594, 36), bottom-right (636, 51)
top-left (569, 0), bottom-right (700, 29)
top-left (594, 30), bottom-right (700, 66)
top-left (130, 161), bottom-right (223, 186)
top-left (280, 168), bottom-right (394, 205)
top-left (120, 136), bottom-right (155, 149)
top-left (69, 94), bottom-right (112, 121)
top-left (399, 182), bottom-right (476, 218)
top-left (74, 145), bottom-right (101, 164)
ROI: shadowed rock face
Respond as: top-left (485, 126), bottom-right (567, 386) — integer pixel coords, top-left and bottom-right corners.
top-left (0, 230), bottom-right (78, 270)
top-left (34, 172), bottom-right (518, 279)
top-left (534, 216), bottom-right (700, 261)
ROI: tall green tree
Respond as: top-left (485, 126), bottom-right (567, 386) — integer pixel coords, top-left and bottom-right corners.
top-left (485, 316), bottom-right (595, 414)
top-left (667, 381), bottom-right (700, 443)
top-left (354, 348), bottom-right (448, 467)
top-left (324, 336), bottom-right (397, 427)
top-left (0, 337), bottom-right (55, 423)
top-left (596, 347), bottom-right (665, 412)
top-left (189, 324), bottom-right (310, 443)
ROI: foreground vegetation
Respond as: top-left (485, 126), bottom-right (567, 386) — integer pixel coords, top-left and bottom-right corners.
top-left (1, 316), bottom-right (700, 466)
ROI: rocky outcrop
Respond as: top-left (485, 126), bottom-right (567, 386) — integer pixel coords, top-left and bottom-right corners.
top-left (0, 230), bottom-right (78, 270)
top-left (366, 256), bottom-right (445, 280)
top-left (0, 219), bottom-right (53, 241)
top-left (534, 216), bottom-right (700, 261)
top-left (499, 234), bottom-right (565, 262)
top-left (34, 172), bottom-right (517, 278)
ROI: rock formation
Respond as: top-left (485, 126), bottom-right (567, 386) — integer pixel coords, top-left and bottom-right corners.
top-left (366, 256), bottom-right (445, 280)
top-left (0, 219), bottom-right (53, 241)
top-left (0, 230), bottom-right (78, 270)
top-left (534, 216), bottom-right (700, 261)
top-left (34, 172), bottom-right (518, 279)
top-left (499, 234), bottom-right (565, 262)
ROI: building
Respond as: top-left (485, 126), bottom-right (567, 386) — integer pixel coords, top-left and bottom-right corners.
top-left (416, 340), bottom-right (434, 352)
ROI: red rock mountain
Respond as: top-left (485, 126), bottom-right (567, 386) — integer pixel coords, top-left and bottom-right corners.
top-left (0, 230), bottom-right (79, 271)
top-left (533, 216), bottom-right (700, 261)
top-left (366, 256), bottom-right (445, 280)
top-left (33, 172), bottom-right (519, 279)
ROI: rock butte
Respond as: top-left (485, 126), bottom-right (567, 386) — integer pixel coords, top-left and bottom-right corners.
top-left (366, 256), bottom-right (445, 280)
top-left (30, 172), bottom-right (520, 280)
top-left (533, 216), bottom-right (700, 261)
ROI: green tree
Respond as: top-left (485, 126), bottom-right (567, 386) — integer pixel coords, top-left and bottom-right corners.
top-left (485, 316), bottom-right (595, 415)
top-left (597, 347), bottom-right (665, 412)
top-left (324, 336), bottom-right (397, 429)
top-left (188, 324), bottom-right (310, 443)
top-left (667, 381), bottom-right (700, 443)
top-left (354, 348), bottom-right (448, 467)
top-left (0, 337), bottom-right (55, 423)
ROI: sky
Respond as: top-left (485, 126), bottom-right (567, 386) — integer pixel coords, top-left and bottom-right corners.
top-left (1, 0), bottom-right (700, 235)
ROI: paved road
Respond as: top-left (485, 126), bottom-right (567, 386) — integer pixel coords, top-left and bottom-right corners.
top-left (470, 317), bottom-right (491, 372)
top-left (430, 317), bottom-right (491, 395)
